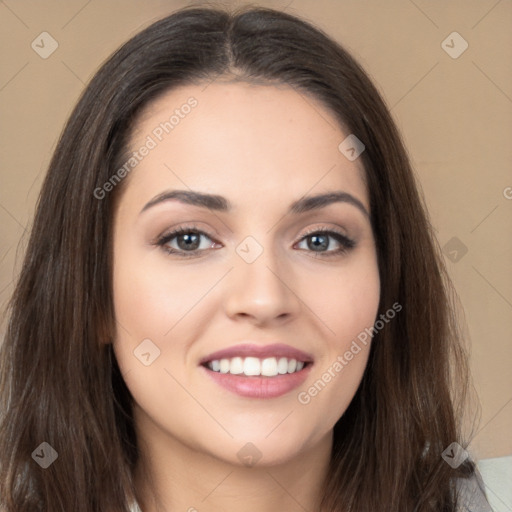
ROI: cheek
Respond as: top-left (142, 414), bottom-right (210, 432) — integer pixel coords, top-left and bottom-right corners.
top-left (296, 348), bottom-right (371, 439)
top-left (111, 250), bottom-right (219, 431)
top-left (300, 253), bottom-right (381, 348)
top-left (112, 245), bottom-right (216, 344)
top-left (293, 253), bottom-right (380, 427)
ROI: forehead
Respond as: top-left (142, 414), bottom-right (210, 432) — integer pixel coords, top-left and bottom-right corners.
top-left (123, 81), bottom-right (368, 209)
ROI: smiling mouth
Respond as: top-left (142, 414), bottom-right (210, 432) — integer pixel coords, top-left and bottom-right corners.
top-left (202, 356), bottom-right (310, 377)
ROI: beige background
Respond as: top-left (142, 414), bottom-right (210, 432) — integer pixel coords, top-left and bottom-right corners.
top-left (0, 0), bottom-right (511, 462)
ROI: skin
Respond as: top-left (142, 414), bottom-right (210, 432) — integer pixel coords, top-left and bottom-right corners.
top-left (111, 80), bottom-right (380, 512)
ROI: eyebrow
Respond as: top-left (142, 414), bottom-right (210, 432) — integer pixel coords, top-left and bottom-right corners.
top-left (140, 189), bottom-right (369, 218)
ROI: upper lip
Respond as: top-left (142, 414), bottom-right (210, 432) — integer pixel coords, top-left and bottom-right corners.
top-left (199, 343), bottom-right (314, 365)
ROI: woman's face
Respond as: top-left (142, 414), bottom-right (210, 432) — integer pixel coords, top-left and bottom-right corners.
top-left (112, 81), bottom-right (380, 467)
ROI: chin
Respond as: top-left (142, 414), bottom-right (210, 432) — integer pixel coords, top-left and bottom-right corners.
top-left (202, 431), bottom-right (313, 469)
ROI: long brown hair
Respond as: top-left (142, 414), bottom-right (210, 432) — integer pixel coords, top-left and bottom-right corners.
top-left (0, 5), bottom-right (477, 511)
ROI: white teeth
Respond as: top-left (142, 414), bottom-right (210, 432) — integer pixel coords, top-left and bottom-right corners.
top-left (206, 356), bottom-right (307, 376)
top-left (261, 357), bottom-right (278, 377)
top-left (287, 359), bottom-right (297, 373)
top-left (230, 357), bottom-right (244, 374)
top-left (243, 357), bottom-right (261, 376)
top-left (277, 357), bottom-right (288, 374)
top-left (219, 358), bottom-right (230, 373)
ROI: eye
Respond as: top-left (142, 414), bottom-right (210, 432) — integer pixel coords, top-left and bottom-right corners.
top-left (295, 228), bottom-right (355, 256)
top-left (155, 225), bottom-right (220, 257)
top-left (154, 225), bottom-right (355, 259)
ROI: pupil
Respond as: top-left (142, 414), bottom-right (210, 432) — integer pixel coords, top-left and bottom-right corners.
top-left (309, 235), bottom-right (328, 251)
top-left (178, 233), bottom-right (200, 250)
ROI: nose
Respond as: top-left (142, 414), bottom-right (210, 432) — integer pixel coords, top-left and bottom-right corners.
top-left (223, 245), bottom-right (301, 327)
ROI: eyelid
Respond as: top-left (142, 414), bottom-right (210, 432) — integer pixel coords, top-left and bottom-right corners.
top-left (298, 224), bottom-right (351, 240)
top-left (154, 224), bottom-right (220, 255)
top-left (153, 222), bottom-right (217, 244)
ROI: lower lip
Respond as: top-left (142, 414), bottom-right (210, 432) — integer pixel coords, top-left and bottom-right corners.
top-left (200, 364), bottom-right (312, 399)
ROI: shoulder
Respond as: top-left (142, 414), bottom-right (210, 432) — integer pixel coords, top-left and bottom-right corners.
top-left (454, 465), bottom-right (493, 511)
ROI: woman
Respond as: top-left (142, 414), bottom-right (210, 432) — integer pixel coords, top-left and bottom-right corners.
top-left (0, 5), bottom-right (490, 511)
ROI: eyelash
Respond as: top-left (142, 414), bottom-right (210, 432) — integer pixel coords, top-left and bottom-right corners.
top-left (154, 224), bottom-right (356, 259)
